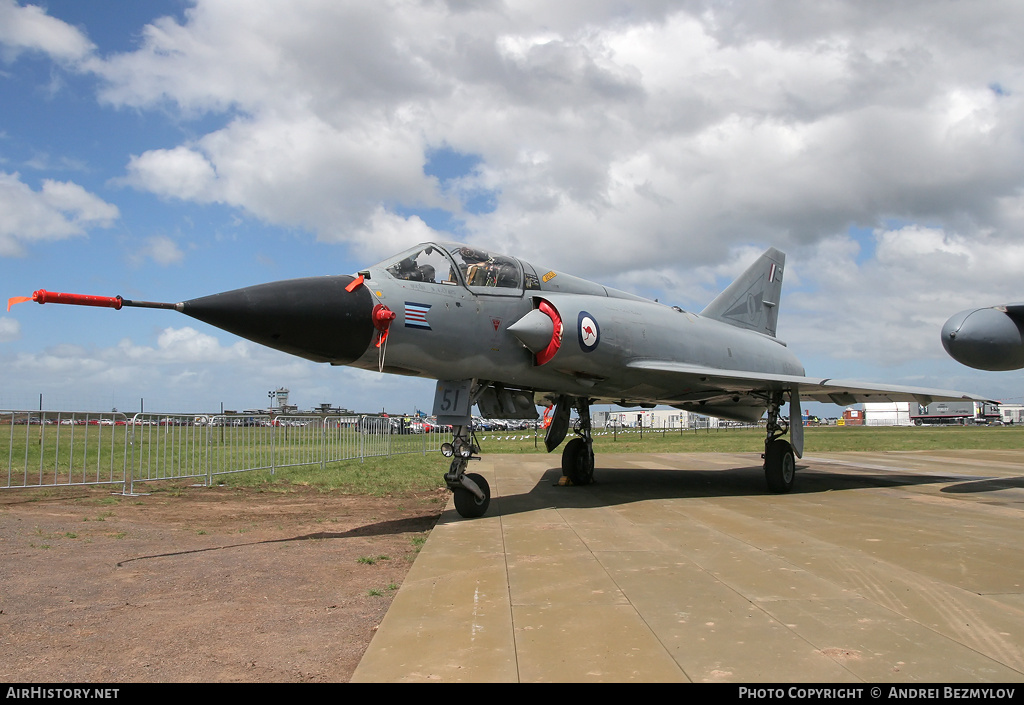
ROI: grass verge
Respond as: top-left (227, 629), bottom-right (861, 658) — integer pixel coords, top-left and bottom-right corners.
top-left (210, 424), bottom-right (1024, 494)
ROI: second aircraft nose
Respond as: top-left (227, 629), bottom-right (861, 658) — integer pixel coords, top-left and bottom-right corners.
top-left (941, 307), bottom-right (1024, 371)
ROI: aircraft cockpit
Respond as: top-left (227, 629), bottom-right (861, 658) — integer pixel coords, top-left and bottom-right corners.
top-left (381, 243), bottom-right (541, 295)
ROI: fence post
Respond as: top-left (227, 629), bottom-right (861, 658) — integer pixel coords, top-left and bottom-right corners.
top-left (205, 418), bottom-right (212, 487)
top-left (270, 418), bottom-right (276, 475)
top-left (320, 417), bottom-right (327, 472)
top-left (128, 414), bottom-right (137, 496)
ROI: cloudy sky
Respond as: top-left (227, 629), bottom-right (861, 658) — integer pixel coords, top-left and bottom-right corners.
top-left (1, 0), bottom-right (1022, 417)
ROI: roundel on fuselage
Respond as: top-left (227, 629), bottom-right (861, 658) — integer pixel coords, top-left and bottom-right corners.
top-left (578, 311), bottom-right (599, 352)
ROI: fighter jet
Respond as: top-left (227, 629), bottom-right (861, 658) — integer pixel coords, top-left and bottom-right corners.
top-left (12, 242), bottom-right (989, 517)
top-left (942, 304), bottom-right (1024, 370)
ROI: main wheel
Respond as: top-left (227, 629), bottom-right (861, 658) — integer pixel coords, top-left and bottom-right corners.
top-left (561, 437), bottom-right (595, 485)
top-left (764, 439), bottom-right (795, 493)
top-left (453, 472), bottom-right (490, 518)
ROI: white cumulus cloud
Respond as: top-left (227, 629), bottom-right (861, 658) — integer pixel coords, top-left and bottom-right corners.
top-left (0, 172), bottom-right (119, 256)
top-left (67, 1), bottom-right (1023, 280)
top-left (0, 0), bottom-right (95, 63)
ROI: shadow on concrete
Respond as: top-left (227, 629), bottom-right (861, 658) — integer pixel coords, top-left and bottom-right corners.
top-left (471, 459), bottom-right (974, 520)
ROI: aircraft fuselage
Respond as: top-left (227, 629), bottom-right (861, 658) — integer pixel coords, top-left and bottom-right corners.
top-left (353, 279), bottom-right (805, 409)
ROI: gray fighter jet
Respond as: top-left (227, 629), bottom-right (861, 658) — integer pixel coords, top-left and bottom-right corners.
top-left (14, 243), bottom-right (990, 517)
top-left (942, 304), bottom-right (1024, 370)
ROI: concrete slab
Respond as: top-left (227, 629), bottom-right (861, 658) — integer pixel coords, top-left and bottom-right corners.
top-left (352, 450), bottom-right (1024, 683)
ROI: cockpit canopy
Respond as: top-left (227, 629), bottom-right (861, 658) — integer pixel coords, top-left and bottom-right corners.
top-left (373, 242), bottom-right (650, 303)
top-left (381, 243), bottom-right (540, 293)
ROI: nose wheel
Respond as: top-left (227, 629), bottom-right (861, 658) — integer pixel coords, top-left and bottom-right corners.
top-left (442, 425), bottom-right (491, 518)
top-left (451, 466), bottom-right (490, 518)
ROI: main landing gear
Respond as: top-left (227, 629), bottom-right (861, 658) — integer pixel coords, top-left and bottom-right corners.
top-left (442, 424), bottom-right (490, 518)
top-left (763, 391), bottom-right (796, 493)
top-left (542, 394), bottom-right (597, 486)
top-left (561, 399), bottom-right (595, 486)
top-left (440, 389), bottom-right (798, 518)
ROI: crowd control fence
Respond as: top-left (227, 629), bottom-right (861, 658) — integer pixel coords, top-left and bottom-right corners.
top-left (1, 411), bottom-right (442, 494)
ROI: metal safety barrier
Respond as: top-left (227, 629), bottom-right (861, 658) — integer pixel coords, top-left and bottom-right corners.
top-left (2, 410), bottom-right (444, 494)
top-left (2, 411), bottom-right (130, 490)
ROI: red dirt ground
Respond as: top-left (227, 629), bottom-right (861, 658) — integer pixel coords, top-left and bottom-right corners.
top-left (0, 484), bottom-right (446, 682)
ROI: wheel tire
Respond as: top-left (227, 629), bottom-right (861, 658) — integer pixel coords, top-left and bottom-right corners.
top-left (453, 472), bottom-right (490, 518)
top-left (764, 439), bottom-right (796, 493)
top-left (561, 437), bottom-right (595, 485)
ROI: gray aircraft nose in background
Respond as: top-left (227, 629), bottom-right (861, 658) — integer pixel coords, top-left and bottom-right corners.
top-left (942, 305), bottom-right (1024, 371)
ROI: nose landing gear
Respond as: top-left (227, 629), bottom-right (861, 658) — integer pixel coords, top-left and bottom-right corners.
top-left (561, 400), bottom-right (595, 486)
top-left (442, 424), bottom-right (490, 518)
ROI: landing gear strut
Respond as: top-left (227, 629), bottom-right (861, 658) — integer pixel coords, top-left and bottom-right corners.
top-left (442, 424), bottom-right (490, 518)
top-left (763, 392), bottom-right (796, 493)
top-left (561, 398), bottom-right (595, 485)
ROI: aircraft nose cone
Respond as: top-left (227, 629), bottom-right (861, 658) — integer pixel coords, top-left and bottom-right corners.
top-left (941, 307), bottom-right (1024, 371)
top-left (181, 275), bottom-right (374, 364)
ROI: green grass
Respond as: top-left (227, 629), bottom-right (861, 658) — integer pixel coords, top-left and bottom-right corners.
top-left (2, 423), bottom-right (439, 489)
top-left (215, 424), bottom-right (1024, 494)
top-left (791, 424), bottom-right (1024, 452)
top-left (476, 423), bottom-right (1024, 456)
top-left (221, 452), bottom-right (446, 495)
top-left (10, 423), bottom-right (1024, 497)
top-left (590, 424), bottom-right (1024, 454)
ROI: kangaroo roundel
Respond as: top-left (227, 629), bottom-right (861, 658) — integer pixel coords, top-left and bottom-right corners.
top-left (578, 311), bottom-right (600, 352)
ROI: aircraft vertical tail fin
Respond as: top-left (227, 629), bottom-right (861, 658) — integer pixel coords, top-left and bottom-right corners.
top-left (700, 248), bottom-right (785, 337)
